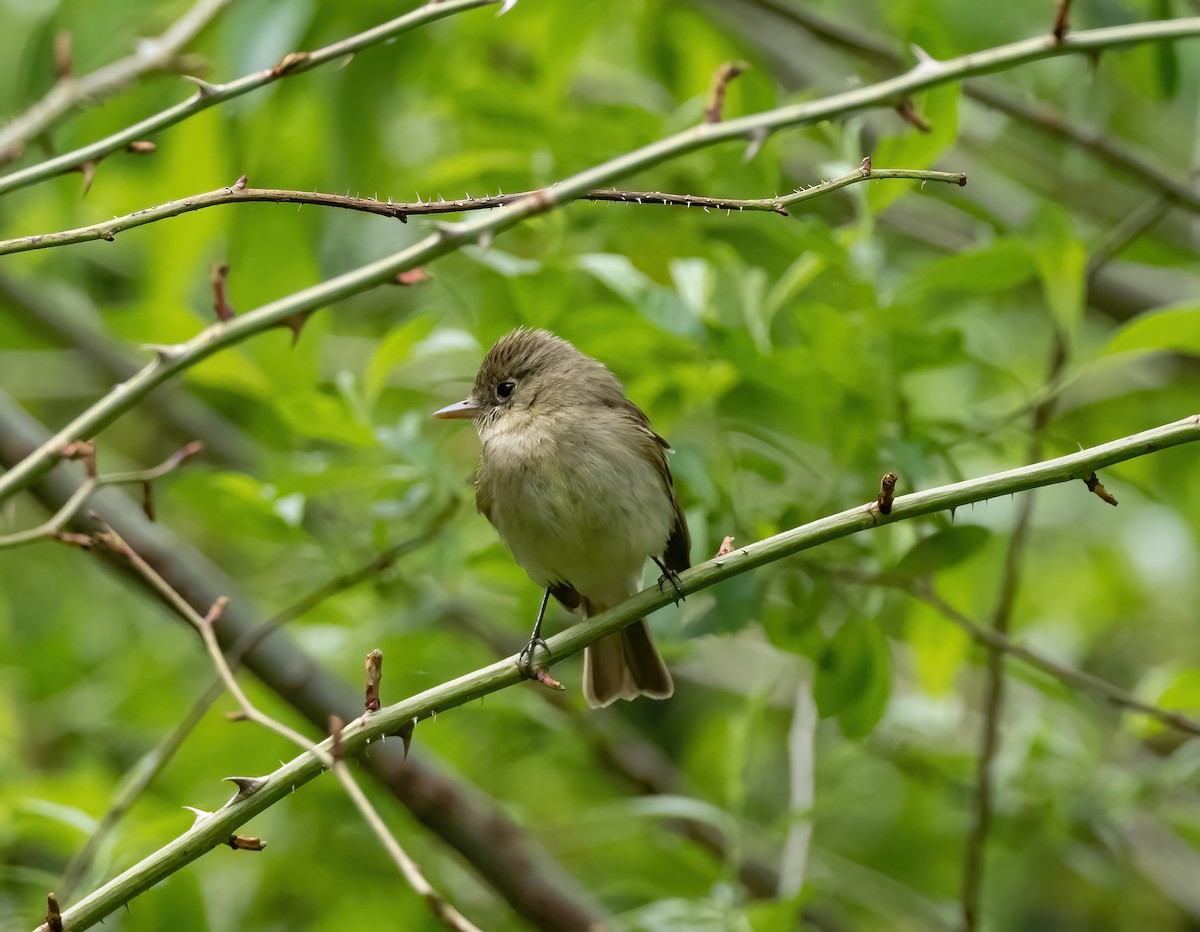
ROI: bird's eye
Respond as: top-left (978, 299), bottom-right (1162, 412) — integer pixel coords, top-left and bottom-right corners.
top-left (496, 381), bottom-right (516, 399)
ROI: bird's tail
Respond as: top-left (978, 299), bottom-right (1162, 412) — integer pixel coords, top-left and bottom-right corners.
top-left (582, 618), bottom-right (674, 709)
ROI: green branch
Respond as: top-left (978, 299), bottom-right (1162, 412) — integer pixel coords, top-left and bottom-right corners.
top-left (37, 413), bottom-right (1200, 932)
top-left (0, 0), bottom-right (502, 196)
top-left (2, 17), bottom-right (1199, 504)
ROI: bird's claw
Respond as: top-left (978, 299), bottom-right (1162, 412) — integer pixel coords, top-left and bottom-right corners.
top-left (518, 634), bottom-right (551, 678)
top-left (657, 567), bottom-right (685, 603)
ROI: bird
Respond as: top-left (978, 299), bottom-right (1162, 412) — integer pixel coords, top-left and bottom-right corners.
top-left (434, 328), bottom-right (690, 708)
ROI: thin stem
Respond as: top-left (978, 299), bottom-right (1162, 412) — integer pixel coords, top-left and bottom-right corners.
top-left (0, 0), bottom-right (502, 196)
top-left (36, 412), bottom-right (1200, 932)
top-left (0, 441), bottom-right (200, 549)
top-left (3, 16), bottom-right (1199, 504)
top-left (107, 531), bottom-right (482, 932)
top-left (0, 169), bottom-right (966, 255)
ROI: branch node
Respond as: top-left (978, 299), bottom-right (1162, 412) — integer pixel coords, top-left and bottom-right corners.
top-left (125, 141), bottom-right (157, 155)
top-left (226, 834), bottom-right (267, 851)
top-left (271, 51), bottom-right (311, 78)
top-left (140, 342), bottom-right (186, 362)
top-left (365, 649), bottom-right (383, 712)
top-left (54, 31), bottom-right (73, 80)
top-left (182, 806), bottom-right (212, 825)
top-left (894, 99), bottom-right (932, 133)
top-left (1083, 472), bottom-right (1118, 506)
top-left (1053, 0), bottom-right (1072, 41)
top-left (330, 715), bottom-right (344, 761)
top-left (532, 668), bottom-right (565, 691)
top-left (45, 892), bottom-right (64, 932)
top-left (203, 595), bottom-right (229, 627)
top-left (859, 156), bottom-right (872, 177)
top-left (60, 439), bottom-right (96, 478)
top-left (876, 472), bottom-right (899, 515)
top-left (714, 536), bottom-right (736, 560)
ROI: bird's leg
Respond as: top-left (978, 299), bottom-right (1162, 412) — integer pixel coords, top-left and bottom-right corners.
top-left (652, 556), bottom-right (685, 603)
top-left (518, 588), bottom-right (552, 677)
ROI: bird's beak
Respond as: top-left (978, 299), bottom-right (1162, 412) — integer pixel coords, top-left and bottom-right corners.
top-left (433, 398), bottom-right (480, 420)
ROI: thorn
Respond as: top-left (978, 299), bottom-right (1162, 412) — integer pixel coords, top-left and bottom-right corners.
top-left (183, 806), bottom-right (213, 825)
top-left (478, 230), bottom-right (493, 251)
top-left (140, 342), bottom-right (185, 361)
top-left (394, 718), bottom-right (415, 760)
top-left (743, 127), bottom-right (769, 163)
top-left (894, 99), bottom-right (931, 133)
top-left (78, 160), bottom-right (97, 196)
top-left (233, 174), bottom-right (248, 191)
top-left (223, 776), bottom-right (267, 800)
top-left (182, 74), bottom-right (219, 97)
top-left (1053, 0), bottom-right (1071, 41)
top-left (497, 0), bottom-right (520, 14)
top-left (125, 141), bottom-right (157, 155)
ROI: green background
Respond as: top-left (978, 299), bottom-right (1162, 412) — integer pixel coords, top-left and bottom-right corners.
top-left (2, 0), bottom-right (1200, 929)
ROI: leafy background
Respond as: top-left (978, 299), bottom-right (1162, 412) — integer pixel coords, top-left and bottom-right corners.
top-left (2, 0), bottom-right (1200, 929)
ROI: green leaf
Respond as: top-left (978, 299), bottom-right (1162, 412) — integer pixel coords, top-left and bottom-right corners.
top-left (814, 618), bottom-right (891, 739)
top-left (1153, 0), bottom-right (1180, 98)
top-left (1030, 204), bottom-right (1086, 336)
top-left (1103, 304), bottom-right (1200, 357)
top-left (578, 253), bottom-right (705, 338)
top-left (895, 525), bottom-right (991, 575)
top-left (365, 316), bottom-right (439, 404)
top-left (902, 239), bottom-right (1036, 299)
top-left (868, 81), bottom-right (960, 213)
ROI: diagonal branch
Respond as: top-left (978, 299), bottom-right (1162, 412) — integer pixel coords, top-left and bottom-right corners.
top-left (736, 0), bottom-right (1200, 215)
top-left (0, 168), bottom-right (966, 255)
top-left (0, 0), bottom-right (229, 163)
top-left (2, 16), bottom-right (1199, 504)
top-left (35, 412), bottom-right (1200, 932)
top-left (0, 0), bottom-right (505, 196)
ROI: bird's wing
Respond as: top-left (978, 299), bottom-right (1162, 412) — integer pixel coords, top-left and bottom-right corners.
top-left (619, 400), bottom-right (692, 571)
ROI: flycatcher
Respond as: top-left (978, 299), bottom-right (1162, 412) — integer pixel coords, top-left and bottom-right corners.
top-left (434, 328), bottom-right (690, 708)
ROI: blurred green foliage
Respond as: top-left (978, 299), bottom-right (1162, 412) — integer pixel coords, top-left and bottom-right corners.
top-left (2, 0), bottom-right (1200, 929)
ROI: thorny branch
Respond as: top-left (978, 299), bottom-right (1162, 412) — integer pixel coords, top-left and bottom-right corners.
top-left (100, 528), bottom-right (483, 932)
top-left (0, 0), bottom-right (506, 196)
top-left (0, 0), bottom-right (228, 164)
top-left (0, 168), bottom-right (967, 254)
top-left (0, 440), bottom-right (201, 550)
top-left (33, 412), bottom-right (1200, 932)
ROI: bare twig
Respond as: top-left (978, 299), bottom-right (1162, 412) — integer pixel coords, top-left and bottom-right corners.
top-left (3, 20), bottom-right (1196, 504)
top-left (705, 60), bottom-right (749, 122)
top-left (1054, 0), bottom-right (1073, 41)
top-left (365, 649), bottom-right (383, 712)
top-left (210, 263), bottom-right (234, 321)
top-left (819, 567), bottom-right (1200, 737)
top-left (0, 0), bottom-right (503, 195)
top-left (962, 335), bottom-right (1065, 931)
top-left (876, 472), bottom-right (899, 515)
top-left (1083, 472), bottom-right (1119, 506)
top-left (0, 0), bottom-right (229, 164)
top-left (0, 440), bottom-right (201, 550)
top-left (0, 169), bottom-right (967, 254)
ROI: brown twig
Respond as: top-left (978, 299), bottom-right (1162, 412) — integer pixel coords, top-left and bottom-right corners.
top-left (45, 893), bottom-right (64, 932)
top-left (1083, 472), bottom-right (1119, 506)
top-left (365, 649), bottom-right (384, 712)
top-left (962, 335), bottom-right (1065, 931)
top-left (1053, 0), bottom-right (1073, 41)
top-left (0, 0), bottom-right (229, 166)
top-left (211, 263), bottom-right (235, 321)
top-left (0, 440), bottom-right (201, 550)
top-left (876, 472), bottom-right (899, 515)
top-left (705, 60), bottom-right (749, 122)
top-left (0, 169), bottom-right (968, 254)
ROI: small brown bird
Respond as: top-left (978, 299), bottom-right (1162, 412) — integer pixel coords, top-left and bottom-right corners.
top-left (434, 329), bottom-right (689, 708)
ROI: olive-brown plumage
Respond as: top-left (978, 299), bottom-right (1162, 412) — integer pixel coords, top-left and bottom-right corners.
top-left (435, 328), bottom-right (689, 707)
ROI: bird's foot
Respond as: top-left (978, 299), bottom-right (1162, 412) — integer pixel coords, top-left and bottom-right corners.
top-left (653, 557), bottom-right (685, 604)
top-left (518, 633), bottom-right (551, 678)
